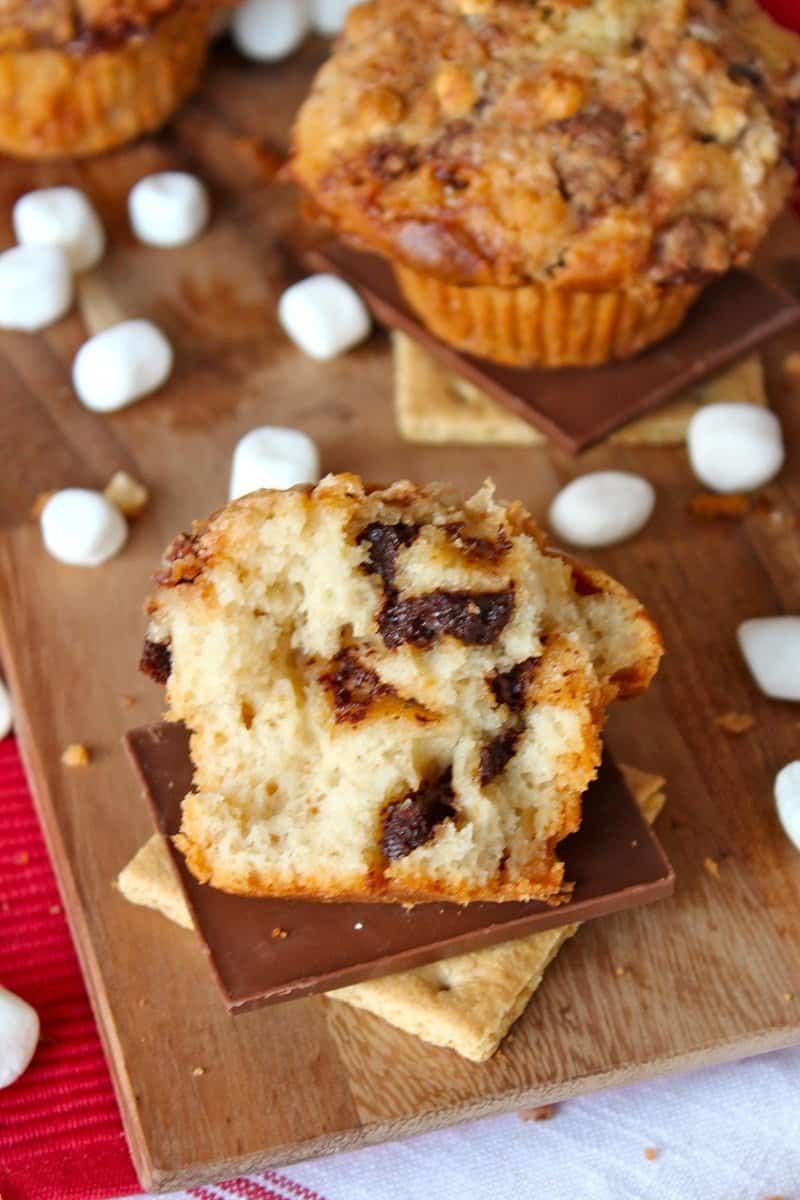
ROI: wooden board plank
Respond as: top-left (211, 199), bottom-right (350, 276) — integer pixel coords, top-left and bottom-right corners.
top-left (1, 41), bottom-right (800, 1192)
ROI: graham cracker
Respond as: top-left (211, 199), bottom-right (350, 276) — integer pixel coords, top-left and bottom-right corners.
top-left (117, 834), bottom-right (193, 930)
top-left (117, 766), bottom-right (665, 1062)
top-left (393, 332), bottom-right (767, 448)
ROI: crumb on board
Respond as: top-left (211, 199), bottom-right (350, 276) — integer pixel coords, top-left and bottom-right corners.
top-left (61, 743), bottom-right (91, 767)
top-left (614, 966), bottom-right (626, 977)
top-left (784, 992), bottom-right (794, 1002)
top-left (704, 856), bottom-right (720, 880)
top-left (31, 490), bottom-right (56, 520)
top-left (783, 351), bottom-right (800, 382)
top-left (104, 471), bottom-right (149, 518)
top-left (271, 927), bottom-right (288, 940)
top-left (644, 1147), bottom-right (659, 1162)
top-left (714, 712), bottom-right (755, 735)
top-left (192, 1066), bottom-right (206, 1077)
top-left (233, 137), bottom-right (284, 178)
top-left (688, 493), bottom-right (750, 519)
top-left (120, 695), bottom-right (136, 709)
top-left (519, 1103), bottom-right (559, 1122)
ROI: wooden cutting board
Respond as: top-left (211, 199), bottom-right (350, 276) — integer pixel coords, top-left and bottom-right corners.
top-left (1, 39), bottom-right (799, 1193)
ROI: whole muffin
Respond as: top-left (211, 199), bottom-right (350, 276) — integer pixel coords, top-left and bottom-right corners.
top-left (0, 0), bottom-right (215, 159)
top-left (289, 0), bottom-right (800, 367)
top-left (140, 475), bottom-right (661, 905)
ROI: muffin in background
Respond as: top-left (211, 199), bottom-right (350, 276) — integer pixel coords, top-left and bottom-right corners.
top-left (289, 0), bottom-right (800, 368)
top-left (0, 0), bottom-right (216, 160)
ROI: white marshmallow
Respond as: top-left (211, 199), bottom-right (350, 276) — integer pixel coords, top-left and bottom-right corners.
top-left (0, 679), bottom-right (12, 740)
top-left (310, 0), bottom-right (358, 35)
top-left (0, 986), bottom-right (40, 1090)
top-left (13, 187), bottom-right (105, 272)
top-left (737, 616), bottom-right (800, 702)
top-left (687, 403), bottom-right (784, 493)
top-left (0, 245), bottom-right (73, 332)
top-left (230, 426), bottom-right (320, 500)
top-left (548, 471), bottom-right (655, 549)
top-left (73, 319), bottom-right (173, 412)
top-left (775, 761), bottom-right (800, 852)
top-left (40, 489), bottom-right (128, 567)
top-left (278, 274), bottom-right (371, 360)
top-left (231, 0), bottom-right (310, 61)
top-left (128, 173), bottom-right (210, 248)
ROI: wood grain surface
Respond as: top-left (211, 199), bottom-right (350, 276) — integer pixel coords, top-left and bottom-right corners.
top-left (1, 40), bottom-right (799, 1192)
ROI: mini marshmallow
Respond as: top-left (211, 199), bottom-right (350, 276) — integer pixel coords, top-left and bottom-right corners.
top-left (128, 173), bottom-right (210, 248)
top-left (310, 0), bottom-right (358, 35)
top-left (231, 0), bottom-right (310, 61)
top-left (0, 245), bottom-right (73, 332)
top-left (73, 319), bottom-right (173, 412)
top-left (0, 679), bottom-right (12, 741)
top-left (548, 471), bottom-right (655, 549)
top-left (13, 187), bottom-right (105, 272)
top-left (0, 986), bottom-right (40, 1090)
top-left (40, 489), bottom-right (128, 567)
top-left (230, 426), bottom-right (320, 500)
top-left (687, 403), bottom-right (784, 493)
top-left (737, 616), bottom-right (800, 702)
top-left (278, 274), bottom-right (371, 360)
top-left (775, 761), bottom-right (800, 852)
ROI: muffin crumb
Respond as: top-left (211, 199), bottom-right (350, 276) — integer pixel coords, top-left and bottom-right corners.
top-left (688, 493), bottom-right (750, 519)
top-left (61, 743), bottom-right (91, 768)
top-left (714, 712), bottom-right (755, 734)
top-left (704, 856), bottom-right (720, 880)
top-left (519, 1103), bottom-right (558, 1122)
top-left (104, 471), bottom-right (149, 518)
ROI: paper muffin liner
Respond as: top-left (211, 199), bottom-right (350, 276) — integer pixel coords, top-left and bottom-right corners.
top-left (393, 266), bottom-right (701, 368)
top-left (0, 1), bottom-right (213, 160)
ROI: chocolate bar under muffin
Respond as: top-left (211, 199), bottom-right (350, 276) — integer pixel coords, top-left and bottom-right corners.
top-left (140, 475), bottom-right (662, 905)
top-left (289, 0), bottom-right (800, 366)
top-left (0, 0), bottom-right (215, 159)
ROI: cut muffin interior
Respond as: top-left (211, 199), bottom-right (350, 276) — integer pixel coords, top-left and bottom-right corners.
top-left (141, 475), bottom-right (662, 904)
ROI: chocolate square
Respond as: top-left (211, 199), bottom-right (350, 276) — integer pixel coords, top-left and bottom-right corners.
top-left (126, 723), bottom-right (674, 1012)
top-left (305, 242), bottom-right (800, 453)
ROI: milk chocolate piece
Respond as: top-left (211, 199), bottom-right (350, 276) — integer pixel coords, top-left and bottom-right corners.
top-left (125, 722), bottom-right (674, 1013)
top-left (304, 243), bottom-right (800, 453)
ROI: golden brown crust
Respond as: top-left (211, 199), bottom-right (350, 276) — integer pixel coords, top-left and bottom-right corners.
top-left (0, 0), bottom-right (212, 158)
top-left (0, 0), bottom-right (183, 51)
top-left (289, 0), bottom-right (800, 291)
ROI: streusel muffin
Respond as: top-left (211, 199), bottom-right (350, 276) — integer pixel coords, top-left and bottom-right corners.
top-left (289, 0), bottom-right (800, 366)
top-left (140, 475), bottom-right (662, 905)
top-left (0, 0), bottom-right (215, 159)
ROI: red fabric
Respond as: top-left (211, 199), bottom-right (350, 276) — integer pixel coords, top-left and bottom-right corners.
top-left (758, 0), bottom-right (800, 28)
top-left (0, 738), bottom-right (139, 1200)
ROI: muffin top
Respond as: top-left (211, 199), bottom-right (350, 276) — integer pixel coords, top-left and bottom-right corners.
top-left (289, 0), bottom-right (800, 290)
top-left (0, 0), bottom-right (182, 52)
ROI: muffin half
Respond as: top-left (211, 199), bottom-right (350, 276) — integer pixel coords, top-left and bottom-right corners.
top-left (289, 0), bottom-right (800, 366)
top-left (140, 475), bottom-right (662, 905)
top-left (0, 0), bottom-right (215, 159)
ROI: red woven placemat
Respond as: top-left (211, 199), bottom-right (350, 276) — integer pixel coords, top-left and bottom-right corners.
top-left (0, 737), bottom-right (139, 1200)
